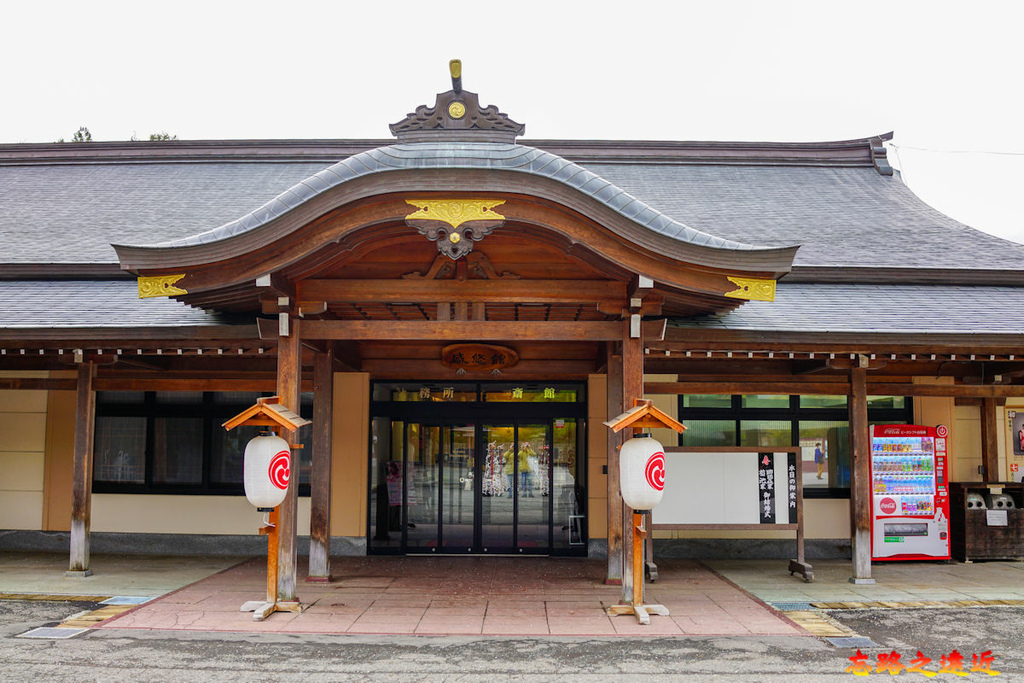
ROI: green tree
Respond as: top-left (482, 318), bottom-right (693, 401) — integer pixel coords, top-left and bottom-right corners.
top-left (148, 132), bottom-right (178, 141)
top-left (71, 126), bottom-right (92, 143)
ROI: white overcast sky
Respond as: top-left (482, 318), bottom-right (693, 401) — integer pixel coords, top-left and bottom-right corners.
top-left (3, 1), bottom-right (1022, 243)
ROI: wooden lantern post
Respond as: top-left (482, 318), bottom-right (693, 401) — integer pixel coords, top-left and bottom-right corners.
top-left (603, 399), bottom-right (686, 625)
top-left (222, 396), bottom-right (311, 621)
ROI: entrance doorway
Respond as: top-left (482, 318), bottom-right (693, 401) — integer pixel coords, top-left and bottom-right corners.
top-left (368, 383), bottom-right (587, 555)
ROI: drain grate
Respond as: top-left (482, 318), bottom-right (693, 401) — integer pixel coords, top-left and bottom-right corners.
top-left (17, 627), bottom-right (87, 639)
top-left (771, 602), bottom-right (815, 611)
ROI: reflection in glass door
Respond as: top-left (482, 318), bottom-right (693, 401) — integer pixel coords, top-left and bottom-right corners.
top-left (368, 397), bottom-right (587, 556)
top-left (404, 422), bottom-right (438, 550)
top-left (515, 424), bottom-right (550, 551)
top-left (441, 424), bottom-right (475, 551)
top-left (481, 424), bottom-right (514, 550)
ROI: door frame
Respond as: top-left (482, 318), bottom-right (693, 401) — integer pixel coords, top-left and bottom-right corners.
top-left (367, 381), bottom-right (588, 556)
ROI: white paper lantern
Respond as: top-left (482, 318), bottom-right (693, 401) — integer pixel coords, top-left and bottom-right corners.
top-left (243, 434), bottom-right (291, 510)
top-left (620, 434), bottom-right (666, 512)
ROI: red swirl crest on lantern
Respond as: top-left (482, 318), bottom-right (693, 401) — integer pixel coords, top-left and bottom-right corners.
top-left (269, 450), bottom-right (291, 490)
top-left (645, 451), bottom-right (666, 491)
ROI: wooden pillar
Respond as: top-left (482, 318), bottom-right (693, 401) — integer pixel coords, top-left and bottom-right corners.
top-left (276, 316), bottom-right (302, 602)
top-left (605, 344), bottom-right (623, 584)
top-left (621, 333), bottom-right (644, 602)
top-left (981, 397), bottom-right (1000, 481)
top-left (308, 346), bottom-right (334, 582)
top-left (67, 361), bottom-right (95, 577)
top-left (848, 365), bottom-right (874, 584)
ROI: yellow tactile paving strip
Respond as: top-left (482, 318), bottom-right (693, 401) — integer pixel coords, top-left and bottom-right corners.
top-left (0, 592), bottom-right (111, 602)
top-left (781, 610), bottom-right (854, 637)
top-left (811, 599), bottom-right (1024, 610)
top-left (59, 604), bottom-right (136, 629)
top-left (0, 593), bottom-right (135, 630)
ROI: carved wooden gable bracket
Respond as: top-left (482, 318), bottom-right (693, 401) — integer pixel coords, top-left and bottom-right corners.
top-left (404, 199), bottom-right (507, 260)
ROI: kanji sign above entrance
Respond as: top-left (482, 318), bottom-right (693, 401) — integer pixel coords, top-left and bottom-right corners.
top-left (441, 343), bottom-right (519, 373)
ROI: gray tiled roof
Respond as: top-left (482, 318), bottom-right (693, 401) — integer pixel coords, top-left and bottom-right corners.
top-left (3, 142), bottom-right (1023, 270)
top-left (670, 283), bottom-right (1024, 334)
top-left (0, 281), bottom-right (242, 328)
top-left (143, 143), bottom-right (760, 253)
top-left (0, 162), bottom-right (328, 264)
top-left (586, 163), bottom-right (1024, 270)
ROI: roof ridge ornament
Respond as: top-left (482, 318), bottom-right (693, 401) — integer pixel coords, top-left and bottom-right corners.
top-left (389, 60), bottom-right (525, 143)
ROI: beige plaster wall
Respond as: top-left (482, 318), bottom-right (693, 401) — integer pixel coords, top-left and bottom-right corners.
top-left (953, 404), bottom-right (983, 482)
top-left (0, 372), bottom-right (49, 530)
top-left (330, 372), bottom-right (370, 538)
top-left (93, 494), bottom-right (311, 535)
top-left (645, 374), bottom-right (681, 448)
top-left (587, 374), bottom-right (608, 540)
top-left (43, 386), bottom-right (76, 531)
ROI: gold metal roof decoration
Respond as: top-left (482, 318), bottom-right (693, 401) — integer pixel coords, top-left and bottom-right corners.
top-left (724, 276), bottom-right (776, 302)
top-left (405, 199), bottom-right (507, 260)
top-left (138, 274), bottom-right (187, 299)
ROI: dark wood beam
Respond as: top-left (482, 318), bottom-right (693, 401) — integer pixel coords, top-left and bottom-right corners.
top-left (276, 316), bottom-right (302, 603)
top-left (981, 398), bottom-right (999, 481)
top-left (359, 358), bottom-right (599, 378)
top-left (308, 346), bottom-right (334, 582)
top-left (620, 334), bottom-right (643, 603)
top-left (93, 378), bottom-right (314, 392)
top-left (0, 325), bottom-right (262, 342)
top-left (849, 366), bottom-right (872, 583)
top-left (606, 343), bottom-right (623, 585)
top-left (296, 279), bottom-right (626, 305)
top-left (644, 381), bottom-right (1024, 397)
top-left (68, 362), bottom-right (96, 576)
top-left (255, 272), bottom-right (296, 301)
top-left (301, 320), bottom-right (626, 342)
top-left (0, 378), bottom-right (77, 391)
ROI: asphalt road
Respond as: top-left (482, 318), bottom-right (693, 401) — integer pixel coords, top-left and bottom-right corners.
top-left (2, 600), bottom-right (1021, 681)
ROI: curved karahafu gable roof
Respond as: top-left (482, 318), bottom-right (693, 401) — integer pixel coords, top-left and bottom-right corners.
top-left (113, 141), bottom-right (797, 275)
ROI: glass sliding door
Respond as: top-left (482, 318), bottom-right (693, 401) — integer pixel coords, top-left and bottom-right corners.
top-left (440, 423), bottom-right (475, 552)
top-left (405, 422), bottom-right (441, 550)
top-left (515, 423), bottom-right (550, 552)
top-left (368, 381), bottom-right (588, 556)
top-left (551, 418), bottom-right (584, 550)
top-left (481, 424), bottom-right (514, 551)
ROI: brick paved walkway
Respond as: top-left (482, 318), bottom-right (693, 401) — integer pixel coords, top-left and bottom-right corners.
top-left (101, 556), bottom-right (806, 637)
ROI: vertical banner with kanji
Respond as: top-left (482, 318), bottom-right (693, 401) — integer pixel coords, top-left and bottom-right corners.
top-left (788, 452), bottom-right (798, 523)
top-left (757, 452), bottom-right (776, 524)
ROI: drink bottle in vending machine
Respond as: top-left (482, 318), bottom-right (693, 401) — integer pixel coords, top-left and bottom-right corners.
top-left (870, 424), bottom-right (950, 560)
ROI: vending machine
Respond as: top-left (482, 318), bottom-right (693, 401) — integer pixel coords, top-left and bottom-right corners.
top-left (870, 424), bottom-right (950, 561)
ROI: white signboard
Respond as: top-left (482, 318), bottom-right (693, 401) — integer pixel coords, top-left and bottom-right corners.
top-left (652, 450), bottom-right (797, 526)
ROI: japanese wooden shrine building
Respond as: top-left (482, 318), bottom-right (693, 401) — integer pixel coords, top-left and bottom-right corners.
top-left (5, 65), bottom-right (1024, 593)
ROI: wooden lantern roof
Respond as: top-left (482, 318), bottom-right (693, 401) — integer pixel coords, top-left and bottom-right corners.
top-left (604, 399), bottom-right (686, 434)
top-left (222, 395), bottom-right (311, 432)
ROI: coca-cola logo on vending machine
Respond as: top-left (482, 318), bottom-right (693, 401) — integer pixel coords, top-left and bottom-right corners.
top-left (879, 497), bottom-right (897, 515)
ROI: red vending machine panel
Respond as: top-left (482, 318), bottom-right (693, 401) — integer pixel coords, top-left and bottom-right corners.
top-left (870, 424), bottom-right (950, 561)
